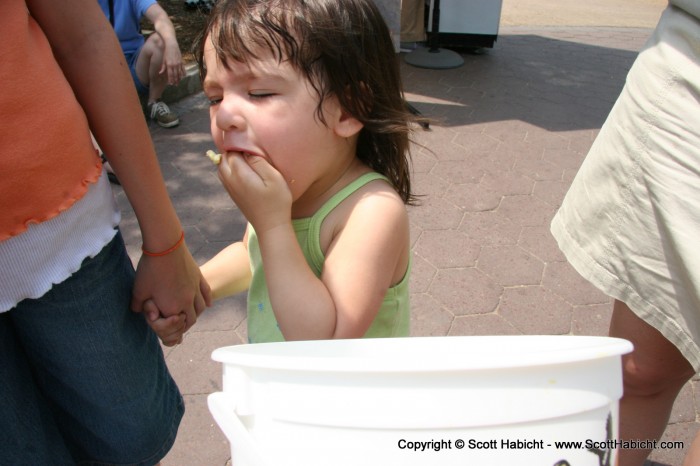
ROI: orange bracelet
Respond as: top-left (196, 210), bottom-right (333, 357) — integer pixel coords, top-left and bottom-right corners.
top-left (142, 231), bottom-right (185, 257)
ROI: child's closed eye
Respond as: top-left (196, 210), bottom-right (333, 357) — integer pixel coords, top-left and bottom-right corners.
top-left (249, 91), bottom-right (275, 100)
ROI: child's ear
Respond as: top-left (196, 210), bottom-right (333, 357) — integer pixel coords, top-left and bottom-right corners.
top-left (334, 107), bottom-right (363, 138)
top-left (332, 82), bottom-right (369, 138)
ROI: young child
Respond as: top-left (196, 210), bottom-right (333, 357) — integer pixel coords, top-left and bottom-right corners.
top-left (150, 0), bottom-right (422, 345)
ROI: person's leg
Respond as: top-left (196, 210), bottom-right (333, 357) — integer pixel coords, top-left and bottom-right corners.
top-left (9, 231), bottom-right (184, 465)
top-left (609, 300), bottom-right (695, 466)
top-left (134, 33), bottom-right (168, 105)
top-left (0, 313), bottom-right (74, 465)
top-left (683, 431), bottom-right (700, 466)
top-left (400, 0), bottom-right (425, 44)
top-left (133, 34), bottom-right (179, 127)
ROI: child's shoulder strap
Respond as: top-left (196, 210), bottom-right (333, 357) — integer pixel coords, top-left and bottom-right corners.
top-left (304, 172), bottom-right (389, 265)
top-left (314, 172), bottom-right (389, 223)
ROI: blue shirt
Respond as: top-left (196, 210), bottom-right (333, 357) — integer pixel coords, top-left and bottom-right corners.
top-left (98, 0), bottom-right (156, 55)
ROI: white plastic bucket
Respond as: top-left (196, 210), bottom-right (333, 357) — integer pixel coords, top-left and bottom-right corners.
top-left (208, 335), bottom-right (632, 466)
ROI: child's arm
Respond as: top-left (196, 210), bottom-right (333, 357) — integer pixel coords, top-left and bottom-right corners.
top-left (219, 153), bottom-right (409, 340)
top-left (259, 186), bottom-right (409, 340)
top-left (145, 233), bottom-right (251, 345)
top-left (200, 230), bottom-right (252, 300)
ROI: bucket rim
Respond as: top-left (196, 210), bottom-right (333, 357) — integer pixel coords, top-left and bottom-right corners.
top-left (211, 335), bottom-right (633, 373)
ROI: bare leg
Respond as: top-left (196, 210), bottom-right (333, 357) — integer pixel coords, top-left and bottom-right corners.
top-left (683, 431), bottom-right (700, 466)
top-left (134, 33), bottom-right (168, 105)
top-left (609, 300), bottom-right (695, 466)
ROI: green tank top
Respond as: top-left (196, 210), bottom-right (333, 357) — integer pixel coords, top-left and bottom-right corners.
top-left (246, 172), bottom-right (411, 343)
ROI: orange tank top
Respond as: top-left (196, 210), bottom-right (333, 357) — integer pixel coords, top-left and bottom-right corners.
top-left (0, 0), bottom-right (102, 240)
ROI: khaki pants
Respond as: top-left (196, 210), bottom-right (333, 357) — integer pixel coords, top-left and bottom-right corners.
top-left (400, 0), bottom-right (425, 42)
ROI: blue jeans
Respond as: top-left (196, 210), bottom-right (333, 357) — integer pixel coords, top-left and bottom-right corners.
top-left (0, 231), bottom-right (184, 465)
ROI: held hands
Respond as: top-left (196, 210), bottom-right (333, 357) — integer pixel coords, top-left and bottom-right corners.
top-left (217, 152), bottom-right (293, 234)
top-left (131, 241), bottom-right (211, 338)
top-left (143, 299), bottom-right (187, 346)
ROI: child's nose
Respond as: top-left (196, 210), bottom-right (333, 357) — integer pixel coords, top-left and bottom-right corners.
top-left (215, 97), bottom-right (246, 131)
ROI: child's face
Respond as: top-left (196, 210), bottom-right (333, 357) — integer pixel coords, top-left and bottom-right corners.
top-left (202, 39), bottom-right (351, 202)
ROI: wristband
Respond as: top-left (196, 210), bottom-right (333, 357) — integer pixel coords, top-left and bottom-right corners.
top-left (142, 230), bottom-right (185, 257)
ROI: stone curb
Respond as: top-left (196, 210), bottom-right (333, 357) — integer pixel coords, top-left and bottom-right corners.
top-left (161, 63), bottom-right (202, 105)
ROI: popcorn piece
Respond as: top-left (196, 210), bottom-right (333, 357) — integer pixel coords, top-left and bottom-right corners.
top-left (206, 150), bottom-right (222, 165)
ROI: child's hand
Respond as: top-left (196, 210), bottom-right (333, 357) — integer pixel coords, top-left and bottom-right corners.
top-left (143, 299), bottom-right (188, 346)
top-left (218, 152), bottom-right (293, 233)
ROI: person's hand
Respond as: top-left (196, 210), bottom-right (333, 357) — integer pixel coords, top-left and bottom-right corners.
top-left (143, 299), bottom-right (187, 346)
top-left (160, 44), bottom-right (185, 86)
top-left (218, 152), bottom-right (293, 234)
top-left (131, 244), bottom-right (211, 332)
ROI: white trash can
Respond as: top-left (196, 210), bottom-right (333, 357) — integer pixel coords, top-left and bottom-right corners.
top-left (208, 335), bottom-right (632, 466)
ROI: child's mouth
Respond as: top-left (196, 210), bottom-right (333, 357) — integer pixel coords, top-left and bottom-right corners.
top-left (205, 149), bottom-right (260, 165)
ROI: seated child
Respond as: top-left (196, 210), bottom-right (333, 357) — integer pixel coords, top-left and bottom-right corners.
top-left (147, 0), bottom-right (424, 345)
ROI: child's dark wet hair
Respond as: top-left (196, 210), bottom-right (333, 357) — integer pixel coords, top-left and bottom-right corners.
top-left (195, 0), bottom-right (422, 204)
